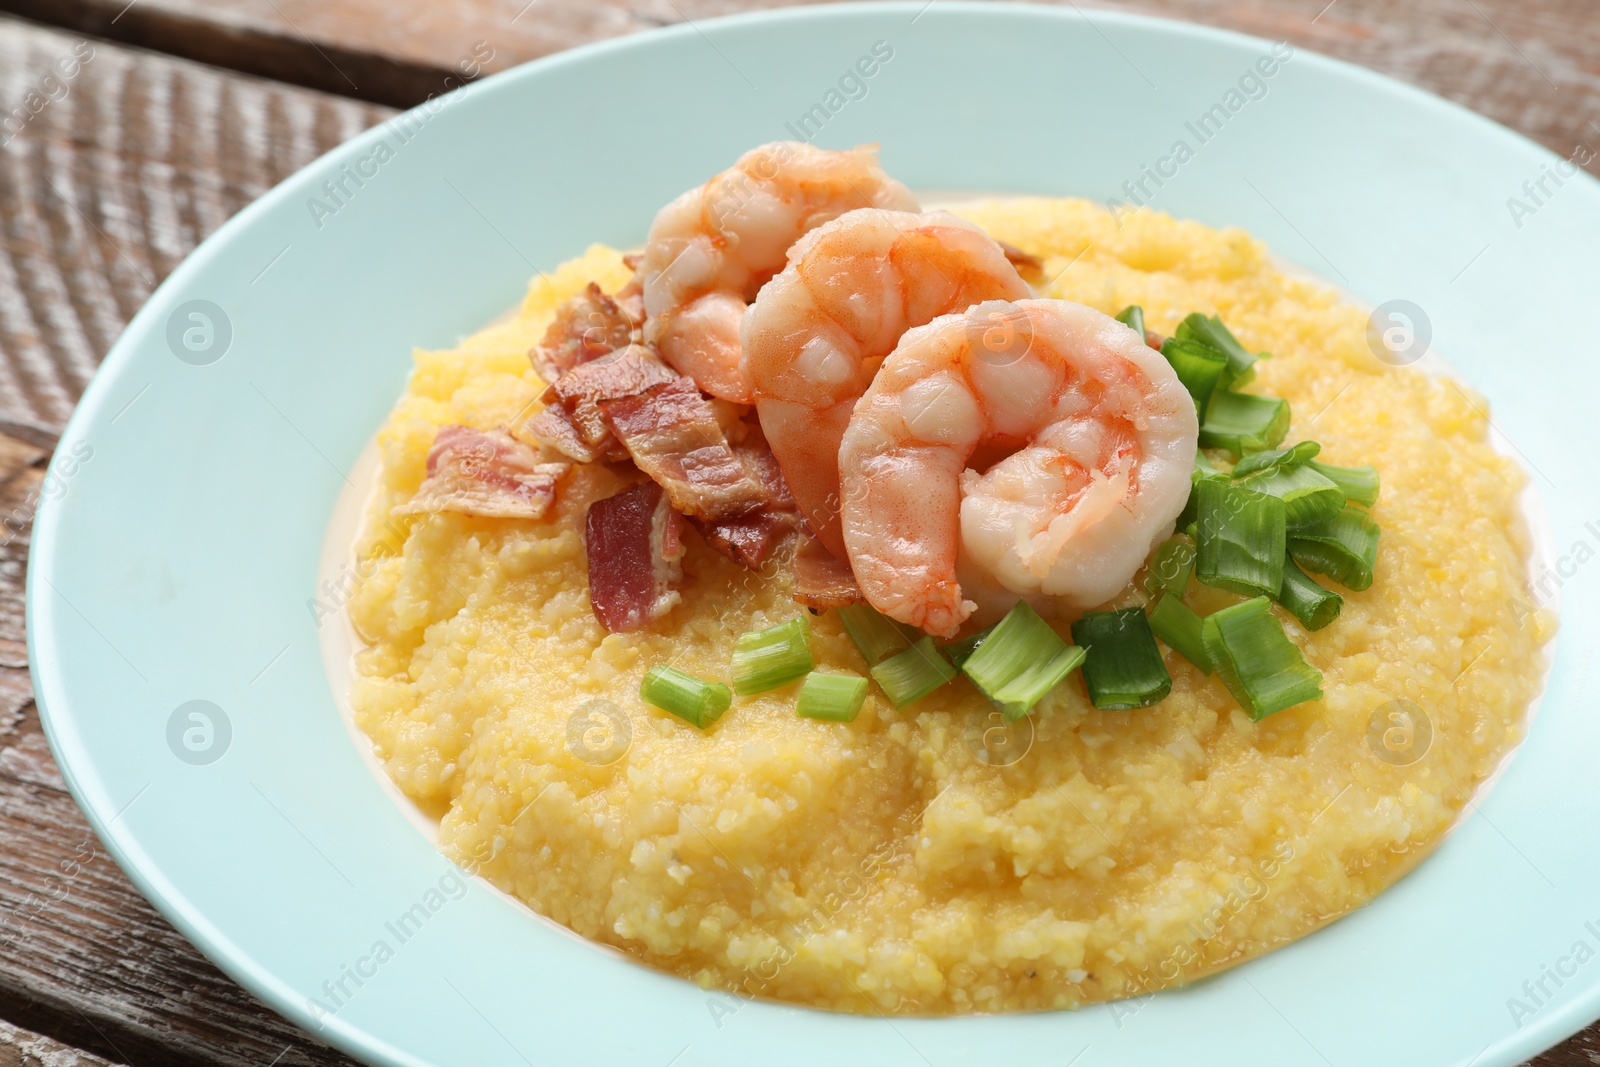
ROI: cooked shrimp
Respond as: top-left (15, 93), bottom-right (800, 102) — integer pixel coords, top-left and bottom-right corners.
top-left (838, 298), bottom-right (1199, 638)
top-left (639, 142), bottom-right (917, 402)
top-left (742, 208), bottom-right (1031, 558)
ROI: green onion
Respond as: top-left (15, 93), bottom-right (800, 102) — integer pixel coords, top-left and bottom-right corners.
top-left (1178, 453), bottom-right (1230, 529)
top-left (1147, 593), bottom-right (1214, 673)
top-left (641, 665), bottom-right (732, 729)
top-left (1238, 463), bottom-right (1345, 531)
top-left (796, 671), bottom-right (869, 722)
top-left (1175, 312), bottom-right (1263, 388)
top-left (1289, 505), bottom-right (1381, 591)
top-left (1231, 440), bottom-right (1321, 478)
top-left (1161, 337), bottom-right (1229, 419)
top-left (1114, 304), bottom-right (1145, 337)
top-left (1277, 555), bottom-right (1343, 631)
top-left (1200, 597), bottom-right (1323, 719)
top-left (943, 624), bottom-right (995, 671)
top-left (1143, 536), bottom-right (1195, 597)
top-left (730, 617), bottom-right (814, 695)
top-left (1071, 608), bottom-right (1173, 710)
top-left (870, 636), bottom-right (957, 708)
top-left (836, 603), bottom-right (918, 667)
top-left (962, 601), bottom-right (1085, 720)
top-left (1192, 479), bottom-right (1286, 598)
top-left (1308, 459), bottom-right (1380, 508)
top-left (1199, 390), bottom-right (1290, 456)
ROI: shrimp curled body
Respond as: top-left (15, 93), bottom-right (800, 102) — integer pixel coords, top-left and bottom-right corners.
top-left (639, 142), bottom-right (917, 402)
top-left (838, 298), bottom-right (1200, 638)
top-left (742, 208), bottom-right (1031, 558)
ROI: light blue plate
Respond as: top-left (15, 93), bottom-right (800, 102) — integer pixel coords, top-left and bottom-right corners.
top-left (26, 3), bottom-right (1600, 1065)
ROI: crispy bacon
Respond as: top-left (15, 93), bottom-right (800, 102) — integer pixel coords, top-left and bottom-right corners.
top-left (530, 282), bottom-right (642, 382)
top-left (791, 535), bottom-right (861, 608)
top-left (692, 511), bottom-right (796, 570)
top-left (735, 429), bottom-right (796, 512)
top-left (525, 404), bottom-right (610, 464)
top-left (527, 344), bottom-right (677, 462)
top-left (997, 239), bottom-right (1045, 282)
top-left (584, 480), bottom-right (684, 633)
top-left (394, 425), bottom-right (568, 520)
top-left (600, 377), bottom-right (767, 522)
top-left (1145, 329), bottom-right (1166, 350)
top-left (688, 429), bottom-right (801, 568)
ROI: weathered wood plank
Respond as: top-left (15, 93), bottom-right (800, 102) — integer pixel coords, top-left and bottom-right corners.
top-left (0, 1017), bottom-right (117, 1067)
top-left (0, 14), bottom-right (392, 435)
top-left (2, 0), bottom-right (1599, 175)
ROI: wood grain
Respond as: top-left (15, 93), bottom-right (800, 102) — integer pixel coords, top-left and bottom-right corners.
top-left (0, 14), bottom-right (392, 437)
top-left (2, 0), bottom-right (1599, 177)
top-left (0, 1), bottom-right (1597, 1065)
top-left (0, 1017), bottom-right (115, 1067)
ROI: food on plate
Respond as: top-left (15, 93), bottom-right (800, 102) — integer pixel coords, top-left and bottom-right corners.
top-left (742, 208), bottom-right (1030, 557)
top-left (344, 143), bottom-right (1553, 1015)
top-left (639, 141), bottom-right (916, 401)
top-left (837, 298), bottom-right (1197, 638)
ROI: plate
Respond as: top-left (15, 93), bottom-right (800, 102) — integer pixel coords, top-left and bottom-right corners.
top-left (26, 4), bottom-right (1600, 1065)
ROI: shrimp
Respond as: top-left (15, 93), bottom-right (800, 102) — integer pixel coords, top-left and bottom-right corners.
top-left (837, 298), bottom-right (1199, 638)
top-left (639, 142), bottom-right (917, 403)
top-left (741, 208), bottom-right (1032, 559)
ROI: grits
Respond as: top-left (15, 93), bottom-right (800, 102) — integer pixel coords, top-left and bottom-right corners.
top-left (346, 198), bottom-right (1553, 1014)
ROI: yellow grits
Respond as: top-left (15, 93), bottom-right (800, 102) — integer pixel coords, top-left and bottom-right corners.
top-left (346, 198), bottom-right (1553, 1014)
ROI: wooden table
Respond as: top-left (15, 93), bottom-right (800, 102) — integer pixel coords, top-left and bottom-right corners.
top-left (0, 1), bottom-right (1593, 1063)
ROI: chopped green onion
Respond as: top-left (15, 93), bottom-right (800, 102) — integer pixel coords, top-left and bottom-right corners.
top-left (1199, 390), bottom-right (1290, 456)
top-left (962, 601), bottom-right (1085, 720)
top-left (796, 671), bottom-right (869, 722)
top-left (1200, 597), bottom-right (1323, 719)
top-left (1114, 304), bottom-right (1145, 337)
top-left (1192, 479), bottom-right (1286, 598)
top-left (1277, 555), bottom-right (1343, 631)
top-left (641, 665), bottom-right (732, 729)
top-left (1308, 459), bottom-right (1380, 508)
top-left (1143, 536), bottom-right (1196, 597)
top-left (1147, 593), bottom-right (1214, 673)
top-left (1178, 453), bottom-right (1229, 529)
top-left (1175, 312), bottom-right (1263, 388)
top-left (1238, 463), bottom-right (1345, 531)
top-left (870, 636), bottom-right (957, 708)
top-left (1161, 337), bottom-right (1229, 419)
top-left (1231, 440), bottom-right (1321, 478)
top-left (1289, 505), bottom-right (1381, 591)
top-left (943, 624), bottom-right (995, 671)
top-left (836, 603), bottom-right (918, 667)
top-left (731, 617), bottom-right (814, 695)
top-left (1071, 608), bottom-right (1173, 710)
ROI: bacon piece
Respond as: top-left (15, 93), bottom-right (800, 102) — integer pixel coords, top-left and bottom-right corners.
top-left (735, 429), bottom-right (797, 512)
top-left (530, 282), bottom-right (642, 382)
top-left (527, 344), bottom-right (677, 461)
top-left (997, 239), bottom-right (1045, 282)
top-left (584, 480), bottom-right (684, 633)
top-left (600, 377), bottom-right (767, 522)
top-left (394, 425), bottom-right (568, 520)
top-left (687, 429), bottom-right (802, 568)
top-left (525, 404), bottom-right (608, 464)
top-left (692, 511), bottom-right (796, 570)
top-left (792, 535), bottom-right (861, 608)
top-left (1144, 329), bottom-right (1166, 351)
